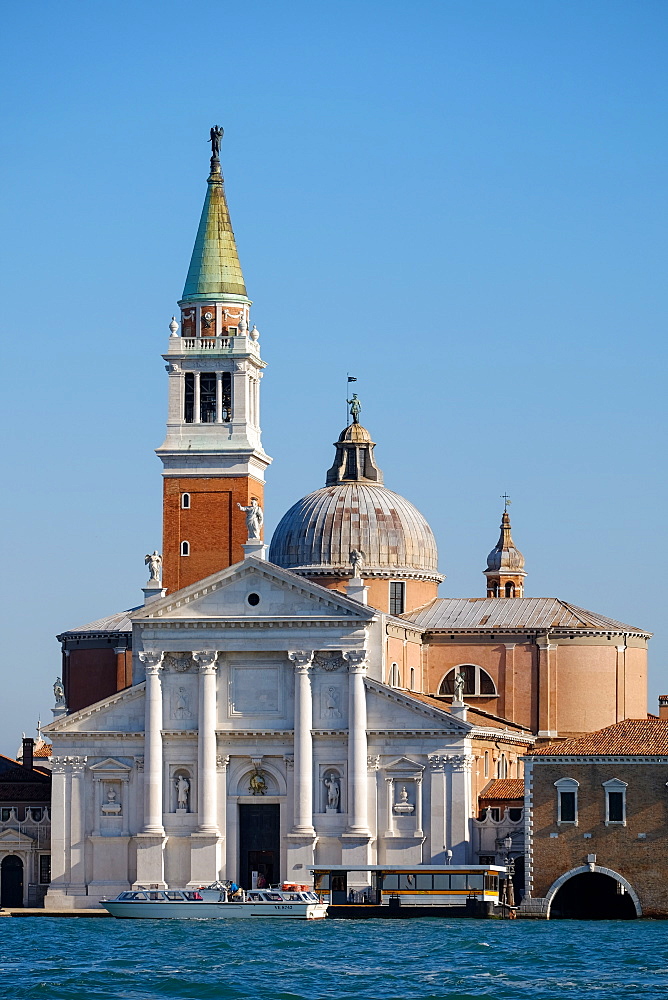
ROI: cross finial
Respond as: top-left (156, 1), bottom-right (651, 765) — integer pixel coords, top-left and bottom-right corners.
top-left (501, 492), bottom-right (512, 511)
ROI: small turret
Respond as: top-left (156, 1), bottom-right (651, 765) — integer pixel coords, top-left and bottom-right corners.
top-left (484, 503), bottom-right (526, 598)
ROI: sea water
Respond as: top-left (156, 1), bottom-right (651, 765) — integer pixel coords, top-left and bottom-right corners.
top-left (2, 917), bottom-right (668, 1000)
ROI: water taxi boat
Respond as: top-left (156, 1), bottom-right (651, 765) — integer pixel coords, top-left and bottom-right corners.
top-left (102, 882), bottom-right (328, 919)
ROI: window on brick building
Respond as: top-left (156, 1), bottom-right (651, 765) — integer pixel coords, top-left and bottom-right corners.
top-left (603, 778), bottom-right (627, 826)
top-left (389, 662), bottom-right (400, 687)
top-left (39, 855), bottom-right (51, 884)
top-left (410, 667), bottom-right (415, 690)
top-left (181, 493), bottom-right (190, 509)
top-left (180, 540), bottom-right (190, 556)
top-left (555, 777), bottom-right (579, 825)
top-left (439, 665), bottom-right (497, 698)
top-left (389, 582), bottom-right (406, 615)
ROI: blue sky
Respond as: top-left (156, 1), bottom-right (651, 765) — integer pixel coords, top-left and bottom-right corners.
top-left (0, 1), bottom-right (666, 752)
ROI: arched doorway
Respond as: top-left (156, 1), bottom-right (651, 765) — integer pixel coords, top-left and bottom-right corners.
top-left (549, 868), bottom-right (638, 919)
top-left (1, 855), bottom-right (24, 907)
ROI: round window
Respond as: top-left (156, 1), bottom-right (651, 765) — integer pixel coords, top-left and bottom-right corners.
top-left (247, 593), bottom-right (260, 606)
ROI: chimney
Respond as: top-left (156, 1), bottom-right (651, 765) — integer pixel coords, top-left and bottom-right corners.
top-left (22, 737), bottom-right (34, 771)
top-left (659, 696), bottom-right (668, 720)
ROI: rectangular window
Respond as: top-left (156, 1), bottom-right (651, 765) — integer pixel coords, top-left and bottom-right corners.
top-left (450, 874), bottom-right (467, 891)
top-left (200, 372), bottom-right (217, 423)
top-left (389, 582), bottom-right (406, 616)
top-left (466, 874), bottom-right (484, 891)
top-left (382, 874), bottom-right (399, 890)
top-left (415, 874), bottom-right (433, 890)
top-left (221, 372), bottom-right (232, 422)
top-left (559, 791), bottom-right (576, 823)
top-left (39, 855), bottom-right (51, 884)
top-left (607, 791), bottom-right (624, 823)
top-left (433, 873), bottom-right (450, 890)
top-left (479, 856), bottom-right (495, 866)
top-left (184, 373), bottom-right (195, 423)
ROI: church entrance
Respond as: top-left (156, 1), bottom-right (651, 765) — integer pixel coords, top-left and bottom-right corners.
top-left (550, 872), bottom-right (637, 919)
top-left (1, 855), bottom-right (24, 907)
top-left (238, 804), bottom-right (280, 889)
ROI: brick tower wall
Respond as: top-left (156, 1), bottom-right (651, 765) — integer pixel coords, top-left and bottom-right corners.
top-left (162, 476), bottom-right (265, 593)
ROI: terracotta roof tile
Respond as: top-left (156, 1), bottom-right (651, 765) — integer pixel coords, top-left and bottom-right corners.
top-left (479, 778), bottom-right (524, 801)
top-left (530, 718), bottom-right (668, 756)
top-left (33, 744), bottom-right (52, 758)
top-left (401, 690), bottom-right (531, 733)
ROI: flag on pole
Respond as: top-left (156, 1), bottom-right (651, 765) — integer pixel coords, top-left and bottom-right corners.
top-left (348, 376), bottom-right (357, 382)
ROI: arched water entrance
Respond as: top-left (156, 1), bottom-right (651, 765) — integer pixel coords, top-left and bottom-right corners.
top-left (1, 855), bottom-right (24, 907)
top-left (547, 866), bottom-right (639, 919)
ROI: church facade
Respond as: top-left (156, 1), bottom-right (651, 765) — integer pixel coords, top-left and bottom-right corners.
top-left (42, 132), bottom-right (649, 907)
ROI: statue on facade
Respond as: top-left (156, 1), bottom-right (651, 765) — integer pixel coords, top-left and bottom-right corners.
top-left (175, 774), bottom-right (190, 810)
top-left (145, 550), bottom-right (162, 584)
top-left (324, 773), bottom-right (340, 811)
top-left (347, 393), bottom-right (362, 424)
top-left (249, 768), bottom-right (267, 795)
top-left (209, 125), bottom-right (224, 158)
top-left (453, 669), bottom-right (465, 703)
top-left (237, 499), bottom-right (263, 540)
top-left (53, 677), bottom-right (66, 707)
top-left (101, 786), bottom-right (122, 815)
top-left (350, 549), bottom-right (364, 577)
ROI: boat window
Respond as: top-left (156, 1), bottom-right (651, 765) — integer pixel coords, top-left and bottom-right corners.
top-left (119, 892), bottom-right (135, 899)
top-left (484, 873), bottom-right (499, 893)
top-left (148, 891), bottom-right (164, 900)
top-left (266, 892), bottom-right (283, 901)
top-left (450, 874), bottom-right (467, 890)
top-left (467, 874), bottom-right (484, 890)
top-left (415, 874), bottom-right (433, 890)
top-left (382, 874), bottom-right (399, 890)
top-left (399, 874), bottom-right (416, 890)
top-left (165, 891), bottom-right (184, 900)
top-left (287, 893), bottom-right (301, 901)
top-left (433, 874), bottom-right (450, 890)
top-left (247, 892), bottom-right (263, 901)
top-left (133, 892), bottom-right (147, 899)
top-left (183, 891), bottom-right (202, 901)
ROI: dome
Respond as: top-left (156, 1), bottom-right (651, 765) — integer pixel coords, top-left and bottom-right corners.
top-left (485, 510), bottom-right (525, 573)
top-left (269, 482), bottom-right (442, 581)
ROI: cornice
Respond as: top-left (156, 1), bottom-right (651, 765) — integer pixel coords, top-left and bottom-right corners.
top-left (136, 618), bottom-right (363, 630)
top-left (527, 755), bottom-right (668, 763)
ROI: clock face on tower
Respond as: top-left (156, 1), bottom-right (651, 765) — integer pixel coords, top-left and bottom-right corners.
top-left (202, 311), bottom-right (213, 330)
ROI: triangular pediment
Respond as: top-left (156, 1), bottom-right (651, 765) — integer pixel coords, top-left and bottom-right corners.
top-left (0, 827), bottom-right (35, 846)
top-left (365, 678), bottom-right (473, 734)
top-left (385, 756), bottom-right (425, 774)
top-left (132, 558), bottom-right (377, 623)
top-left (89, 757), bottom-right (132, 773)
top-left (42, 684), bottom-right (146, 736)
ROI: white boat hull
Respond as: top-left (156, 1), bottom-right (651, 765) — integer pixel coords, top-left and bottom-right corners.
top-left (103, 900), bottom-right (328, 920)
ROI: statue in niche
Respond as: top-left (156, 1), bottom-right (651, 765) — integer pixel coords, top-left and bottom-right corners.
top-left (324, 773), bottom-right (340, 812)
top-left (322, 686), bottom-right (341, 720)
top-left (350, 549), bottom-right (364, 578)
top-left (453, 669), bottom-right (465, 703)
top-left (144, 551), bottom-right (162, 584)
top-left (249, 768), bottom-right (267, 796)
top-left (237, 499), bottom-right (263, 540)
top-left (175, 774), bottom-right (190, 811)
top-left (172, 687), bottom-right (192, 720)
top-left (53, 677), bottom-right (66, 707)
top-left (101, 786), bottom-right (122, 815)
top-left (394, 783), bottom-right (415, 814)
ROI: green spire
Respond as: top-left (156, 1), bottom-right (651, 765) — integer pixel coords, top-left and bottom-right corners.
top-left (181, 148), bottom-right (247, 302)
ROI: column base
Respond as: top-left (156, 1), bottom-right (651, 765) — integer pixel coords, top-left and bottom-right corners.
top-left (286, 832), bottom-right (317, 878)
top-left (134, 832), bottom-right (167, 888)
top-left (341, 832), bottom-right (373, 868)
top-left (189, 832), bottom-right (222, 886)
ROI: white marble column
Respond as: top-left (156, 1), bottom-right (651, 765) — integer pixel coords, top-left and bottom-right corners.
top-left (45, 757), bottom-right (69, 907)
top-left (344, 650), bottom-right (370, 835)
top-left (139, 652), bottom-right (164, 834)
top-left (69, 756), bottom-right (87, 891)
top-left (193, 651), bottom-right (219, 834)
top-left (288, 651), bottom-right (315, 835)
top-left (215, 372), bottom-right (224, 423)
top-left (385, 777), bottom-right (395, 837)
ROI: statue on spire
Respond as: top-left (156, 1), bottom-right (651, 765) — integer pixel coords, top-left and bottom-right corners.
top-left (347, 393), bottom-right (361, 424)
top-left (209, 125), bottom-right (224, 158)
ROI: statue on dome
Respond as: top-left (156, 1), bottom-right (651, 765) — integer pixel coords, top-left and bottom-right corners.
top-left (238, 499), bottom-right (263, 540)
top-left (145, 550), bottom-right (162, 584)
top-left (347, 393), bottom-right (362, 424)
top-left (350, 549), bottom-right (364, 577)
top-left (209, 125), bottom-right (224, 158)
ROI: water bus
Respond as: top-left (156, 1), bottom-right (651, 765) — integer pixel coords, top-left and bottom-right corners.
top-left (102, 882), bottom-right (328, 919)
top-left (311, 864), bottom-right (505, 918)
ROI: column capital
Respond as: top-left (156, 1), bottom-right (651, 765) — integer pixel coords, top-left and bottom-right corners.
top-left (139, 651), bottom-right (164, 674)
top-left (288, 650), bottom-right (314, 671)
top-left (193, 650), bottom-right (219, 673)
top-left (343, 650), bottom-right (368, 673)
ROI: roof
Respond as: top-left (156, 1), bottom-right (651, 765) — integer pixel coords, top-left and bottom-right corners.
top-left (401, 690), bottom-right (532, 734)
top-left (269, 483), bottom-right (442, 581)
top-left (57, 606), bottom-right (141, 638)
top-left (405, 597), bottom-right (650, 636)
top-left (530, 718), bottom-right (668, 756)
top-left (33, 743), bottom-right (52, 758)
top-left (181, 159), bottom-right (247, 301)
top-left (479, 778), bottom-right (525, 801)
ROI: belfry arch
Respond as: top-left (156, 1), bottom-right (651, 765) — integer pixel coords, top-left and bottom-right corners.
top-left (545, 865), bottom-right (640, 920)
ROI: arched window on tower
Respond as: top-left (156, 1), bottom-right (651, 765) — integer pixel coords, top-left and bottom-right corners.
top-left (410, 667), bottom-right (415, 691)
top-left (505, 582), bottom-right (515, 598)
top-left (389, 663), bottom-right (400, 687)
top-left (489, 582), bottom-right (499, 598)
top-left (180, 540), bottom-right (190, 556)
top-left (439, 665), bottom-right (497, 698)
top-left (181, 493), bottom-right (191, 509)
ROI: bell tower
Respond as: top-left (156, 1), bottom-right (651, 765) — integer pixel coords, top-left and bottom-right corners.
top-left (484, 503), bottom-right (526, 598)
top-left (157, 127), bottom-right (271, 593)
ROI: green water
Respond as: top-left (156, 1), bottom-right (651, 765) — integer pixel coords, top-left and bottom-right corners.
top-left (1, 917), bottom-right (667, 1000)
